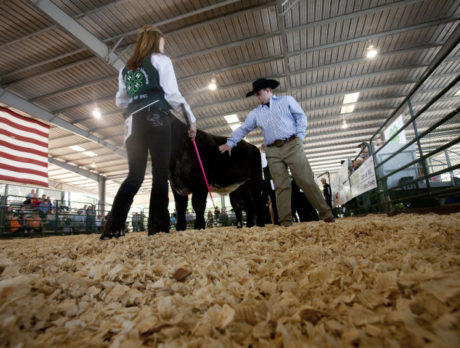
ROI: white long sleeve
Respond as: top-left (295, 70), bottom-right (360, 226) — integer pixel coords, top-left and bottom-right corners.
top-left (152, 54), bottom-right (196, 124)
top-left (115, 69), bottom-right (130, 108)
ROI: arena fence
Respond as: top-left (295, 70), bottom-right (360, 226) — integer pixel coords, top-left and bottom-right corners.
top-left (345, 34), bottom-right (460, 215)
top-left (0, 194), bottom-right (107, 237)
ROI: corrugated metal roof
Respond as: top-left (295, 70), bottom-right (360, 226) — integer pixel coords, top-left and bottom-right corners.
top-left (0, 0), bottom-right (459, 199)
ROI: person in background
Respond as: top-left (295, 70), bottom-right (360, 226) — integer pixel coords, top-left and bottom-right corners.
top-left (72, 210), bottom-right (85, 233)
top-left (219, 207), bottom-right (229, 226)
top-left (26, 213), bottom-right (42, 233)
top-left (101, 24), bottom-right (196, 239)
top-left (31, 193), bottom-right (41, 208)
top-left (206, 210), bottom-right (214, 228)
top-left (95, 215), bottom-right (103, 233)
top-left (260, 144), bottom-right (279, 225)
top-left (219, 78), bottom-right (334, 227)
top-left (321, 178), bottom-right (332, 209)
top-left (139, 211), bottom-right (145, 231)
top-left (214, 207), bottom-right (220, 221)
top-left (291, 179), bottom-right (319, 222)
top-left (46, 208), bottom-right (57, 231)
top-left (132, 212), bottom-right (139, 232)
top-left (170, 213), bottom-right (177, 229)
top-left (38, 199), bottom-right (50, 219)
top-left (8, 213), bottom-right (21, 233)
top-left (85, 205), bottom-right (94, 233)
top-left (17, 206), bottom-right (26, 226)
top-left (23, 189), bottom-right (35, 205)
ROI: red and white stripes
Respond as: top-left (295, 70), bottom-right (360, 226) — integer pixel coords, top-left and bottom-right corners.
top-left (0, 107), bottom-right (49, 187)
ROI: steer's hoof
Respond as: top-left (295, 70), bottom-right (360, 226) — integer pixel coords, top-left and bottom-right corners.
top-left (100, 230), bottom-right (124, 240)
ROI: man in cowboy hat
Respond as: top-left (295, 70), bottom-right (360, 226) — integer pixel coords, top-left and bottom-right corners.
top-left (219, 78), bottom-right (334, 226)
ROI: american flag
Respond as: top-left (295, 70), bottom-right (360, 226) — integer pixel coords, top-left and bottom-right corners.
top-left (0, 107), bottom-right (49, 187)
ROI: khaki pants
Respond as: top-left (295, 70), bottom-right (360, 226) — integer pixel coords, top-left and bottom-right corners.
top-left (265, 138), bottom-right (332, 225)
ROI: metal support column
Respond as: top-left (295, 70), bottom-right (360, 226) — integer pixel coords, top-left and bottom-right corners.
top-left (444, 149), bottom-right (455, 184)
top-left (98, 176), bottom-right (106, 217)
top-left (220, 195), bottom-right (226, 210)
top-left (407, 99), bottom-right (431, 193)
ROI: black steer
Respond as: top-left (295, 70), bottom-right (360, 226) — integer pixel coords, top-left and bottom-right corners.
top-left (169, 115), bottom-right (265, 230)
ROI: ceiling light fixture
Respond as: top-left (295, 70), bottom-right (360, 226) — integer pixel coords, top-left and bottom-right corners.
top-left (224, 114), bottom-right (239, 124)
top-left (83, 151), bottom-right (97, 157)
top-left (92, 108), bottom-right (101, 118)
top-left (69, 145), bottom-right (85, 152)
top-left (341, 104), bottom-right (355, 114)
top-left (455, 88), bottom-right (460, 96)
top-left (208, 77), bottom-right (217, 91)
top-left (343, 92), bottom-right (360, 104)
top-left (341, 120), bottom-right (349, 129)
top-left (366, 44), bottom-right (378, 59)
top-left (90, 162), bottom-right (96, 168)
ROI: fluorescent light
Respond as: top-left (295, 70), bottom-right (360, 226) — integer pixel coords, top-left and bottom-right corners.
top-left (224, 114), bottom-right (239, 124)
top-left (92, 109), bottom-right (101, 118)
top-left (208, 77), bottom-right (217, 91)
top-left (341, 104), bottom-right (355, 114)
top-left (343, 92), bottom-right (360, 104)
top-left (69, 145), bottom-right (85, 152)
top-left (230, 123), bottom-right (241, 131)
top-left (366, 46), bottom-right (378, 59)
top-left (341, 120), bottom-right (349, 129)
top-left (455, 89), bottom-right (460, 96)
top-left (83, 151), bottom-right (97, 157)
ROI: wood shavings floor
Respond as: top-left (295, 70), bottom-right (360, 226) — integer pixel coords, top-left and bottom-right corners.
top-left (1, 213), bottom-right (459, 347)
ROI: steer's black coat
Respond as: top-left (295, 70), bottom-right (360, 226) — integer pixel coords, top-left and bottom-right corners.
top-left (169, 115), bottom-right (265, 230)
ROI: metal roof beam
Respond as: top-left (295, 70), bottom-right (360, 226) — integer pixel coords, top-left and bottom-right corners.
top-left (5, 39), bottom-right (445, 109)
top-left (194, 64), bottom-right (428, 112)
top-left (173, 0), bottom-right (437, 62)
top-left (0, 0), bottom-right (125, 50)
top-left (248, 122), bottom-right (460, 147)
top-left (29, 0), bottom-right (125, 71)
top-left (29, 75), bottom-right (117, 102)
top-left (2, 1), bottom-right (446, 84)
top-left (179, 43), bottom-right (441, 86)
top-left (277, 0), bottom-right (292, 94)
top-left (1, 1), bottom-right (274, 83)
top-left (48, 157), bottom-right (102, 182)
top-left (85, 83), bottom-right (418, 135)
top-left (195, 70), bottom-right (459, 122)
top-left (31, 45), bottom-right (453, 115)
top-left (204, 96), bottom-right (460, 133)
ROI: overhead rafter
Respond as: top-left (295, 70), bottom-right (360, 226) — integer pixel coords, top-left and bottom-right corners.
top-left (26, 42), bottom-right (444, 107)
top-left (1, 1), bottom-right (276, 84)
top-left (3, 0), bottom-right (450, 86)
top-left (29, 0), bottom-right (125, 71)
top-left (54, 61), bottom-right (432, 117)
top-left (48, 157), bottom-right (102, 182)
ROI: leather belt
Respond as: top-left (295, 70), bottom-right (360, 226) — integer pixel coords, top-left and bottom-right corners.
top-left (267, 135), bottom-right (297, 147)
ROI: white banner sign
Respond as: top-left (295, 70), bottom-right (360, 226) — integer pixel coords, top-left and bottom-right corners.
top-left (384, 115), bottom-right (407, 145)
top-left (332, 160), bottom-right (352, 206)
top-left (350, 156), bottom-right (378, 198)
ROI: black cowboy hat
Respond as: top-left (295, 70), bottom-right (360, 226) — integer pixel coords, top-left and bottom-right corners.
top-left (246, 78), bottom-right (280, 97)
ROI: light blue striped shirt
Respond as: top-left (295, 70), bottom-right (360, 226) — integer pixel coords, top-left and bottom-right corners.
top-left (226, 95), bottom-right (307, 147)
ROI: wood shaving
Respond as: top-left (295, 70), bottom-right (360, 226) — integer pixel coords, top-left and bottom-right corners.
top-left (0, 213), bottom-right (459, 347)
top-left (172, 268), bottom-right (192, 282)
